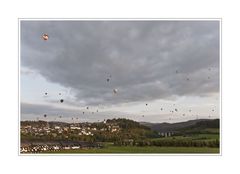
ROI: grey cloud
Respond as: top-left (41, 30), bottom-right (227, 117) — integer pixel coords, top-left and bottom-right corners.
top-left (21, 102), bottom-right (133, 122)
top-left (21, 21), bottom-right (220, 105)
top-left (21, 102), bottom-right (77, 116)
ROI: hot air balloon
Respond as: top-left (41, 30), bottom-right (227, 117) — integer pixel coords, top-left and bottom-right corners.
top-left (113, 89), bottom-right (118, 94)
top-left (42, 34), bottom-right (49, 41)
top-left (45, 92), bottom-right (48, 95)
top-left (44, 114), bottom-right (47, 118)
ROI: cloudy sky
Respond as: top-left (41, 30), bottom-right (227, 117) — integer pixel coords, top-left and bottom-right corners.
top-left (20, 20), bottom-right (220, 123)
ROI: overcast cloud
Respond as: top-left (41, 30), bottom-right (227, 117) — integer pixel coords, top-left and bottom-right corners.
top-left (20, 21), bottom-right (220, 122)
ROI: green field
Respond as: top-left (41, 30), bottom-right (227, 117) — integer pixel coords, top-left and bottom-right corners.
top-left (38, 132), bottom-right (220, 154)
top-left (152, 134), bottom-right (219, 141)
top-left (43, 143), bottom-right (219, 154)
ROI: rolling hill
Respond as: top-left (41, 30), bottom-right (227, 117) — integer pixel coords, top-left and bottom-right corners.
top-left (141, 119), bottom-right (220, 133)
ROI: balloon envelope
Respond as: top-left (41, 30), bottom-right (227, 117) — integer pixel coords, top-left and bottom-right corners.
top-left (42, 34), bottom-right (49, 40)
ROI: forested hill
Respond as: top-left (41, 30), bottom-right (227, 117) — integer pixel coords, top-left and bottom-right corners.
top-left (141, 119), bottom-right (220, 132)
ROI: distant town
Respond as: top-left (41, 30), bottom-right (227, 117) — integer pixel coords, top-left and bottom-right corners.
top-left (21, 119), bottom-right (121, 153)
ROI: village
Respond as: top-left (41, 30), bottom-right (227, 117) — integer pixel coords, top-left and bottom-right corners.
top-left (20, 120), bottom-right (121, 153)
top-left (21, 120), bottom-right (121, 136)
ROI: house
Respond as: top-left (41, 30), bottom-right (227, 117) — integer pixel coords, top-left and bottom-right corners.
top-left (70, 126), bottom-right (81, 130)
top-left (63, 146), bottom-right (71, 150)
top-left (53, 146), bottom-right (60, 150)
top-left (72, 146), bottom-right (80, 149)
